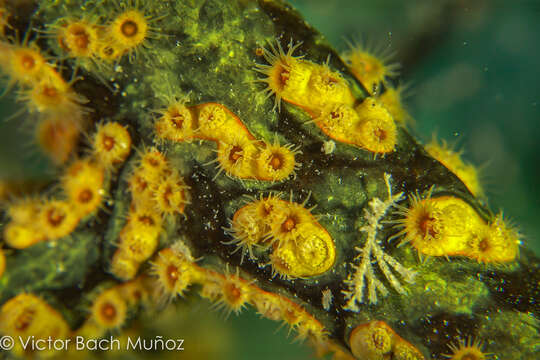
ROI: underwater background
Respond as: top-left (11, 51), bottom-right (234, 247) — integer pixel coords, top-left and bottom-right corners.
top-left (0, 1), bottom-right (538, 359)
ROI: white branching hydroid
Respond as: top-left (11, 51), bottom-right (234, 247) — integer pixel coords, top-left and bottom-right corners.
top-left (343, 173), bottom-right (416, 310)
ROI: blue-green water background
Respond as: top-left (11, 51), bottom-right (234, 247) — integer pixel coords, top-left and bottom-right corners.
top-left (0, 1), bottom-right (538, 359)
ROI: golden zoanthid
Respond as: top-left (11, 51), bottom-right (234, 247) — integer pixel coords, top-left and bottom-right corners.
top-left (227, 195), bottom-right (336, 278)
top-left (342, 40), bottom-right (400, 93)
top-left (255, 139), bottom-right (301, 182)
top-left (150, 247), bottom-right (194, 303)
top-left (91, 288), bottom-right (128, 330)
top-left (93, 121), bottom-right (132, 168)
top-left (443, 337), bottom-right (492, 360)
top-left (154, 100), bottom-right (196, 142)
top-left (109, 9), bottom-right (148, 58)
top-left (0, 293), bottom-right (70, 357)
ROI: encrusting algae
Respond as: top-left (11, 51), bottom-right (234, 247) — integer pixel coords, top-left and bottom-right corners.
top-left (0, 1), bottom-right (537, 360)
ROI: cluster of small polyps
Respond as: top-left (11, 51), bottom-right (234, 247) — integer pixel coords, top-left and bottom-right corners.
top-left (391, 190), bottom-right (520, 263)
top-left (97, 239), bottom-right (337, 357)
top-left (0, 37), bottom-right (87, 164)
top-left (255, 40), bottom-right (400, 155)
top-left (0, 293), bottom-right (71, 357)
top-left (225, 193), bottom-right (336, 278)
top-left (145, 240), bottom-right (333, 349)
top-left (0, 1), bottom-right (162, 162)
top-left (43, 2), bottom-right (161, 64)
top-left (3, 122), bottom-right (131, 249)
top-left (111, 148), bottom-right (190, 280)
top-left (154, 100), bottom-right (301, 181)
top-left (0, 275), bottom-right (152, 357)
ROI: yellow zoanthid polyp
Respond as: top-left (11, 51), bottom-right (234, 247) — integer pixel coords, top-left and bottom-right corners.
top-left (250, 289), bottom-right (284, 321)
top-left (353, 97), bottom-right (398, 154)
top-left (391, 190), bottom-right (451, 257)
top-left (348, 321), bottom-right (395, 360)
top-left (313, 103), bottom-right (360, 144)
top-left (191, 102), bottom-right (256, 144)
top-left (137, 146), bottom-right (170, 182)
top-left (443, 337), bottom-right (492, 360)
top-left (119, 202), bottom-right (163, 262)
top-left (149, 247), bottom-right (196, 304)
top-left (249, 192), bottom-right (285, 224)
top-left (94, 37), bottom-right (125, 62)
top-left (150, 170), bottom-right (190, 216)
top-left (59, 20), bottom-right (100, 58)
top-left (197, 269), bottom-right (225, 303)
top-left (154, 99), bottom-right (196, 142)
top-left (223, 193), bottom-right (284, 261)
top-left (36, 113), bottom-right (81, 165)
top-left (294, 311), bottom-right (328, 343)
top-left (62, 158), bottom-right (106, 218)
top-left (4, 42), bottom-right (47, 86)
top-left (117, 277), bottom-right (150, 308)
top-left (93, 122), bottom-right (132, 169)
top-left (425, 137), bottom-right (484, 197)
top-left (110, 249), bottom-right (140, 281)
top-left (3, 223), bottom-right (45, 249)
top-left (91, 288), bottom-right (128, 330)
top-left (254, 39), bottom-right (310, 112)
top-left (342, 40), bottom-right (400, 93)
top-left (254, 138), bottom-right (301, 182)
top-left (305, 61), bottom-right (355, 110)
top-left (224, 206), bottom-right (267, 262)
top-left (127, 167), bottom-right (155, 206)
top-left (110, 10), bottom-right (147, 47)
top-left (0, 293), bottom-right (70, 357)
top-left (7, 197), bottom-right (42, 224)
top-left (20, 66), bottom-right (87, 115)
top-left (266, 244), bottom-right (302, 282)
top-left (464, 213), bottom-right (520, 263)
top-left (194, 102), bottom-right (232, 139)
top-left (279, 296), bottom-right (304, 328)
top-left (269, 224), bottom-right (335, 279)
top-left (214, 136), bottom-right (259, 179)
top-left (213, 267), bottom-right (254, 317)
top-left (267, 199), bottom-right (313, 245)
top-left (355, 115), bottom-right (397, 155)
top-left (39, 199), bottom-right (81, 240)
top-left (107, 2), bottom-right (162, 61)
top-left (293, 225), bottom-right (335, 274)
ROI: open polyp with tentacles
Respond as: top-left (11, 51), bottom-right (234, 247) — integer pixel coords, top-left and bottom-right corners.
top-left (0, 1), bottom-right (538, 359)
